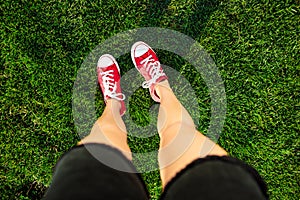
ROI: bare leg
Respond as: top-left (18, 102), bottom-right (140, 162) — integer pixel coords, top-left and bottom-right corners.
top-left (78, 99), bottom-right (132, 160)
top-left (156, 80), bottom-right (227, 188)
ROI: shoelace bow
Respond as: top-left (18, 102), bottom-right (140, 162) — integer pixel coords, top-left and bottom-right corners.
top-left (140, 55), bottom-right (165, 88)
top-left (100, 70), bottom-right (125, 101)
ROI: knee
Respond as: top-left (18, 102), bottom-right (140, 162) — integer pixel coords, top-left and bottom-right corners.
top-left (159, 121), bottom-right (196, 147)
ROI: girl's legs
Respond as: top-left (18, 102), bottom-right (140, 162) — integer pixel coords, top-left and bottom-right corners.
top-left (130, 41), bottom-right (227, 188)
top-left (78, 54), bottom-right (131, 160)
top-left (156, 80), bottom-right (228, 188)
top-left (43, 54), bottom-right (149, 199)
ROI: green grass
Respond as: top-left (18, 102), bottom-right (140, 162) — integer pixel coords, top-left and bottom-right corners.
top-left (1, 0), bottom-right (299, 199)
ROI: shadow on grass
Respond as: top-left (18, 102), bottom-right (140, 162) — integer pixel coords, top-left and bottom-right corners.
top-left (141, 0), bottom-right (221, 39)
top-left (17, 181), bottom-right (47, 200)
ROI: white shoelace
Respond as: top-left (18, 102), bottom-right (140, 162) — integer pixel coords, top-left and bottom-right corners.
top-left (100, 70), bottom-right (125, 101)
top-left (140, 55), bottom-right (165, 88)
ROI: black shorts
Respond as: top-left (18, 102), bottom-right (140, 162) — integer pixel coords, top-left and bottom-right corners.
top-left (43, 143), bottom-right (268, 200)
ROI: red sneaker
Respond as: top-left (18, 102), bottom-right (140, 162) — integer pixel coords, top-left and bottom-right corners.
top-left (131, 41), bottom-right (168, 102)
top-left (97, 54), bottom-right (126, 116)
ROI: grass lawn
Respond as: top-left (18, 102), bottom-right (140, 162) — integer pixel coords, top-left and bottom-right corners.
top-left (1, 0), bottom-right (299, 199)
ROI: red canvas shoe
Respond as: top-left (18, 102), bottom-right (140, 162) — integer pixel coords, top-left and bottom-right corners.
top-left (131, 41), bottom-right (168, 102)
top-left (97, 54), bottom-right (126, 116)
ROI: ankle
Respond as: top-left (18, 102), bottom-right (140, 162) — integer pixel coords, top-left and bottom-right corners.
top-left (157, 80), bottom-right (170, 88)
top-left (106, 99), bottom-right (121, 111)
top-left (154, 80), bottom-right (172, 99)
